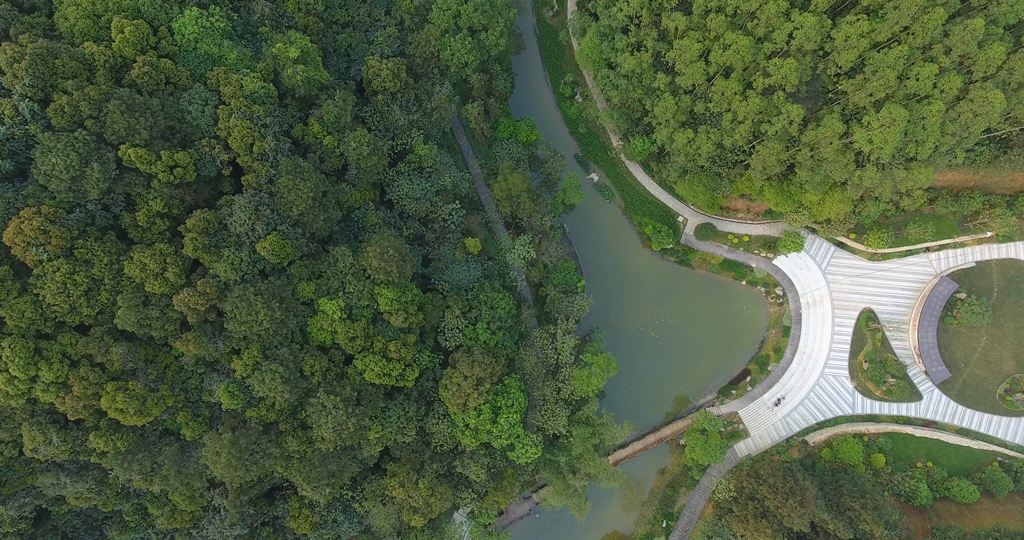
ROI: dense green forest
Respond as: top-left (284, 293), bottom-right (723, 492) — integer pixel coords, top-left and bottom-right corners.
top-left (0, 0), bottom-right (621, 537)
top-left (576, 0), bottom-right (1024, 230)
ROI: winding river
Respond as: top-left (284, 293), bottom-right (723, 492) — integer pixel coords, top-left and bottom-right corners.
top-left (507, 1), bottom-right (769, 537)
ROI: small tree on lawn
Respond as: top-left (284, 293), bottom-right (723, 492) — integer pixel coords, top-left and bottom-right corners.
top-left (941, 477), bottom-right (981, 504)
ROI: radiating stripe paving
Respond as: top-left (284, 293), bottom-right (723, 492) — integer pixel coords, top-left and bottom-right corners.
top-left (735, 237), bottom-right (1024, 457)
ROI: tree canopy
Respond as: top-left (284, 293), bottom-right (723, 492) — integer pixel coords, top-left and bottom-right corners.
top-left (0, 0), bottom-right (614, 536)
top-left (577, 0), bottom-right (1024, 229)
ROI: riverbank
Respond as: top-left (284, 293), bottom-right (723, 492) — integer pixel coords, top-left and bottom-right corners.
top-left (530, 0), bottom-right (793, 411)
top-left (505, 0), bottom-right (772, 537)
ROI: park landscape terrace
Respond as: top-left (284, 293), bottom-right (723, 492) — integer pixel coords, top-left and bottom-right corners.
top-left (549, 0), bottom-right (1024, 537)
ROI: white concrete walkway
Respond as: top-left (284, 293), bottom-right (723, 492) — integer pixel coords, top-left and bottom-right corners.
top-left (722, 236), bottom-right (1024, 457)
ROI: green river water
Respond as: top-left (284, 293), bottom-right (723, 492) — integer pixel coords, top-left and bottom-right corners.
top-left (506, 1), bottom-right (769, 538)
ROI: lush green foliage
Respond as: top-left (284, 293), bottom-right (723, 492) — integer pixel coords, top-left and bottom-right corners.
top-left (849, 310), bottom-right (921, 402)
top-left (532, 0), bottom-right (676, 235)
top-left (681, 411), bottom-right (730, 477)
top-left (776, 230), bottom-right (805, 254)
top-left (703, 432), bottom-right (1023, 539)
top-left (943, 294), bottom-right (993, 326)
top-left (0, 0), bottom-right (622, 536)
top-left (578, 0), bottom-right (1024, 229)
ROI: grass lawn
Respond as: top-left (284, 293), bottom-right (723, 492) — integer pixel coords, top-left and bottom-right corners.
top-left (850, 210), bottom-right (963, 248)
top-left (938, 260), bottom-right (1024, 416)
top-left (877, 433), bottom-right (1004, 476)
top-left (848, 310), bottom-right (921, 402)
top-left (899, 493), bottom-right (1024, 539)
top-left (709, 230), bottom-right (779, 256)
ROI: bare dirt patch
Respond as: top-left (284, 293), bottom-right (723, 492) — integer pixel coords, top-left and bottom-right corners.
top-left (934, 169), bottom-right (1024, 194)
top-left (899, 493), bottom-right (1024, 539)
top-left (720, 197), bottom-right (769, 218)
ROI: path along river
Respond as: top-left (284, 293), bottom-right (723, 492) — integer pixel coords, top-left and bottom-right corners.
top-left (506, 1), bottom-right (768, 537)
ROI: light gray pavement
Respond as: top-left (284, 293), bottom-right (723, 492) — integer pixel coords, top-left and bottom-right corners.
top-left (564, 0), bottom-right (788, 239)
top-left (917, 276), bottom-right (958, 384)
top-left (803, 422), bottom-right (1024, 459)
top-left (726, 236), bottom-right (1024, 458)
top-left (834, 231), bottom-right (994, 254)
top-left (672, 238), bottom-right (1024, 540)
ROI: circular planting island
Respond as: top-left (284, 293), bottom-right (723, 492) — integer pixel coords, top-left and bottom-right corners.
top-left (937, 260), bottom-right (1024, 416)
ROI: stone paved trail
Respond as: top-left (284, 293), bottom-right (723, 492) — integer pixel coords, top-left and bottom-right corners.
top-left (668, 449), bottom-right (741, 540)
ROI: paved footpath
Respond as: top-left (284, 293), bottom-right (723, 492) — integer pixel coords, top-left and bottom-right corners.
top-left (564, 0), bottom-right (787, 238)
top-left (727, 237), bottom-right (1024, 458)
top-left (803, 422), bottom-right (1024, 459)
top-left (670, 237), bottom-right (1024, 539)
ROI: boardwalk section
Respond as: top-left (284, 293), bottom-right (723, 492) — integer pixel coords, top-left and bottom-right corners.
top-left (450, 116), bottom-right (536, 311)
top-left (667, 448), bottom-right (741, 540)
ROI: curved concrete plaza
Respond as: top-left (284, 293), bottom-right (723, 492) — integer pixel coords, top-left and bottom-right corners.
top-left (719, 235), bottom-right (1024, 457)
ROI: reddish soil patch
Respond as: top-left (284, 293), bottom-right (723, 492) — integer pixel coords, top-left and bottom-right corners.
top-left (721, 197), bottom-right (770, 218)
top-left (898, 493), bottom-right (1024, 539)
top-left (934, 169), bottom-right (1024, 194)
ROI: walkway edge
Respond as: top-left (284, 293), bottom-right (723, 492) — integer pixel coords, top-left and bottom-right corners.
top-left (834, 232), bottom-right (994, 254)
top-left (563, 0), bottom-right (786, 237)
top-left (803, 422), bottom-right (1024, 459)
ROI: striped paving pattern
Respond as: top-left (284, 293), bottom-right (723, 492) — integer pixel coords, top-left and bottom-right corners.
top-left (734, 237), bottom-right (1024, 457)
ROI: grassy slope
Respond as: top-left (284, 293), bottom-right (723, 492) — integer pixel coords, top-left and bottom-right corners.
top-left (900, 493), bottom-right (1024, 539)
top-left (878, 433), bottom-right (1004, 476)
top-left (938, 260), bottom-right (1024, 416)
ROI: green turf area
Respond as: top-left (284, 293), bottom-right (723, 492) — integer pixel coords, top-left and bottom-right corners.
top-left (709, 230), bottom-right (778, 256)
top-left (878, 433), bottom-right (1004, 476)
top-left (938, 260), bottom-right (1024, 416)
top-left (848, 310), bottom-right (921, 402)
top-left (852, 210), bottom-right (963, 249)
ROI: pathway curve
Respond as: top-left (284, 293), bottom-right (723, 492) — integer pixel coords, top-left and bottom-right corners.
top-left (803, 422), bottom-right (1024, 459)
top-left (671, 237), bottom-right (1024, 539)
top-left (834, 232), bottom-right (994, 254)
top-left (728, 237), bottom-right (1024, 457)
top-left (562, 0), bottom-right (786, 238)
